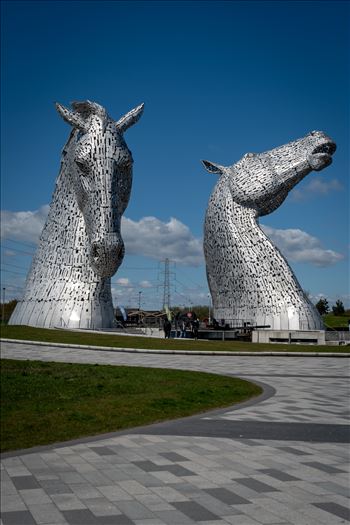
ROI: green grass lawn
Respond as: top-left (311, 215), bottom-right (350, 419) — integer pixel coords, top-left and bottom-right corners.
top-left (1, 325), bottom-right (349, 353)
top-left (1, 359), bottom-right (261, 452)
top-left (323, 313), bottom-right (349, 330)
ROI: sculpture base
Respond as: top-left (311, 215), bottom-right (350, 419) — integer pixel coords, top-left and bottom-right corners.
top-left (252, 329), bottom-right (350, 346)
top-left (9, 299), bottom-right (115, 330)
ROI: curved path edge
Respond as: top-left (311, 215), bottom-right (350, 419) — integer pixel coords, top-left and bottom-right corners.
top-left (0, 371), bottom-right (274, 458)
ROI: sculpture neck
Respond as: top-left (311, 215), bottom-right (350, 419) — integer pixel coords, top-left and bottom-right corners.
top-left (210, 193), bottom-right (303, 297)
top-left (204, 183), bottom-right (322, 329)
top-left (24, 169), bottom-right (102, 302)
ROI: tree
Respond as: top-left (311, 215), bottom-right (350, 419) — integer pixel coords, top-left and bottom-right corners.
top-left (315, 297), bottom-right (329, 315)
top-left (0, 299), bottom-right (18, 324)
top-left (332, 300), bottom-right (345, 316)
top-left (171, 305), bottom-right (210, 321)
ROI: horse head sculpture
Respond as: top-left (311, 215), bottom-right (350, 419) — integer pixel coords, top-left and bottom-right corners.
top-left (56, 100), bottom-right (144, 278)
top-left (9, 100), bottom-right (144, 329)
top-left (203, 131), bottom-right (336, 217)
top-left (202, 131), bottom-right (336, 331)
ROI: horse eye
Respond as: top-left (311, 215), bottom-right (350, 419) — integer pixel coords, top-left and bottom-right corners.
top-left (75, 159), bottom-right (90, 174)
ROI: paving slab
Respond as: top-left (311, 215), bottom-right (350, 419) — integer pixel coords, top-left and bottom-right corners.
top-left (1, 341), bottom-right (349, 525)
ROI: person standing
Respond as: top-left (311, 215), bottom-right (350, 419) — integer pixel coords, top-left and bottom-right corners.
top-left (180, 318), bottom-right (187, 338)
top-left (163, 317), bottom-right (172, 338)
top-left (192, 318), bottom-right (199, 339)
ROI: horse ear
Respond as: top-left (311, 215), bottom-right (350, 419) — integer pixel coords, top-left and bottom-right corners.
top-left (55, 103), bottom-right (88, 132)
top-left (116, 103), bottom-right (144, 133)
top-left (201, 160), bottom-right (225, 175)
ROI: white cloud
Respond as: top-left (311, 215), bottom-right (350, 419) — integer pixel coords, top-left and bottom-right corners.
top-left (115, 277), bottom-right (132, 287)
top-left (309, 293), bottom-right (328, 302)
top-left (309, 293), bottom-right (350, 309)
top-left (262, 225), bottom-right (344, 267)
top-left (1, 205), bottom-right (344, 269)
top-left (1, 207), bottom-right (203, 267)
top-left (0, 205), bottom-right (50, 244)
top-left (291, 177), bottom-right (343, 201)
top-left (121, 216), bottom-right (204, 266)
top-left (139, 280), bottom-right (153, 288)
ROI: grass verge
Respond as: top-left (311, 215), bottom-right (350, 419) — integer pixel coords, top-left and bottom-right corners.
top-left (1, 325), bottom-right (349, 353)
top-left (323, 313), bottom-right (349, 330)
top-left (1, 359), bottom-right (261, 452)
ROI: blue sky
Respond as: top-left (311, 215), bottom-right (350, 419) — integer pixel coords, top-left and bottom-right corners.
top-left (1, 0), bottom-right (349, 310)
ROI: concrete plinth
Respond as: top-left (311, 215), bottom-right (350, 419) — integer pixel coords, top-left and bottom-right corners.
top-left (252, 329), bottom-right (350, 346)
top-left (252, 330), bottom-right (325, 345)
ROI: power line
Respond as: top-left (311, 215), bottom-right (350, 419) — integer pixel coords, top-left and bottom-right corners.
top-left (0, 244), bottom-right (35, 256)
top-left (1, 262), bottom-right (30, 270)
top-left (1, 237), bottom-right (37, 248)
top-left (1, 282), bottom-right (24, 289)
top-left (0, 269), bottom-right (28, 276)
top-left (1, 283), bottom-right (24, 292)
top-left (175, 267), bottom-right (207, 290)
top-left (121, 266), bottom-right (158, 270)
top-left (174, 277), bottom-right (203, 293)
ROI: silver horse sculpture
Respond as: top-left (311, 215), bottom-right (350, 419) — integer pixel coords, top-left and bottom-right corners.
top-left (203, 131), bottom-right (336, 331)
top-left (9, 100), bottom-right (144, 329)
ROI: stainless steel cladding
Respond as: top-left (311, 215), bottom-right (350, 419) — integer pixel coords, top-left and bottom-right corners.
top-left (9, 100), bottom-right (144, 329)
top-left (202, 131), bottom-right (336, 330)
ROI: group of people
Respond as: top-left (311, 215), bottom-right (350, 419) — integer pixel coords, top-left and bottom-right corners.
top-left (162, 311), bottom-right (200, 339)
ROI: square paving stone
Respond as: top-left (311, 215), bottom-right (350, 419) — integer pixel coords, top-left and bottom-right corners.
top-left (277, 447), bottom-right (310, 456)
top-left (1, 510), bottom-right (37, 525)
top-left (97, 485), bottom-right (133, 501)
top-left (154, 509), bottom-right (197, 524)
top-left (159, 453), bottom-right (189, 462)
top-left (303, 461), bottom-right (346, 474)
top-left (11, 476), bottom-right (40, 490)
top-left (1, 493), bottom-right (28, 513)
top-left (98, 516), bottom-right (134, 525)
top-left (62, 509), bottom-right (100, 524)
top-left (172, 501), bottom-right (220, 521)
top-left (166, 465), bottom-right (195, 477)
top-left (89, 447), bottom-right (116, 456)
top-left (234, 478), bottom-right (279, 493)
top-left (204, 488), bottom-right (250, 505)
top-left (19, 488), bottom-right (52, 506)
top-left (259, 469), bottom-right (300, 482)
top-left (51, 493), bottom-right (87, 511)
top-left (58, 473), bottom-right (86, 484)
top-left (316, 480), bottom-right (350, 498)
top-left (27, 503), bottom-right (65, 524)
top-left (81, 471), bottom-right (112, 485)
top-left (134, 461), bottom-right (160, 472)
top-left (115, 500), bottom-right (155, 520)
top-left (313, 502), bottom-right (350, 521)
top-left (134, 460), bottom-right (195, 478)
top-left (39, 480), bottom-right (73, 495)
top-left (70, 483), bottom-right (101, 499)
top-left (84, 497), bottom-right (122, 517)
top-left (194, 493), bottom-right (242, 518)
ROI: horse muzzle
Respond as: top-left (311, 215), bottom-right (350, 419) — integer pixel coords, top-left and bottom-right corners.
top-left (89, 238), bottom-right (125, 278)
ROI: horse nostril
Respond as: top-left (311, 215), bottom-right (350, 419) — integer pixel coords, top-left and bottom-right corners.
top-left (91, 244), bottom-right (99, 259)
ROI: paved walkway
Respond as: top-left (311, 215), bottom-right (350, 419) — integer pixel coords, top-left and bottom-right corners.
top-left (1, 341), bottom-right (349, 525)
